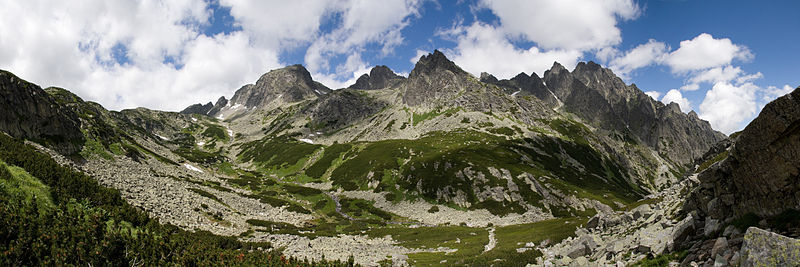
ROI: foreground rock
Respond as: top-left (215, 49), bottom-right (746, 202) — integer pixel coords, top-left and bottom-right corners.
top-left (687, 87), bottom-right (800, 221)
top-left (740, 227), bottom-right (800, 267)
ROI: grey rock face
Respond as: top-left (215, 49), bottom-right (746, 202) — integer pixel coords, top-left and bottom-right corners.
top-left (301, 89), bottom-right (388, 133)
top-left (403, 50), bottom-right (476, 106)
top-left (180, 96), bottom-right (228, 116)
top-left (0, 70), bottom-right (84, 154)
top-left (543, 61), bottom-right (726, 166)
top-left (229, 64), bottom-right (330, 108)
top-left (180, 102), bottom-right (213, 115)
top-left (482, 71), bottom-right (560, 107)
top-left (348, 65), bottom-right (405, 90)
top-left (740, 227), bottom-right (800, 267)
top-left (687, 87), bottom-right (800, 220)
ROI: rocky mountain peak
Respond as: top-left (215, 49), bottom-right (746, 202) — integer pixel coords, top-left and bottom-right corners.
top-left (348, 65), bottom-right (405, 90)
top-left (479, 72), bottom-right (498, 83)
top-left (409, 49), bottom-right (467, 79)
top-left (227, 64), bottom-right (330, 109)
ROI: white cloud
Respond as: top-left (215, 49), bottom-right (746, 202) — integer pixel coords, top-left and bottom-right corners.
top-left (604, 39), bottom-right (669, 78)
top-left (664, 33), bottom-right (753, 73)
top-left (644, 91), bottom-right (661, 100)
top-left (680, 84), bottom-right (700, 91)
top-left (0, 0), bottom-right (424, 110)
top-left (440, 22), bottom-right (581, 79)
top-left (661, 89), bottom-right (692, 113)
top-left (220, 0), bottom-right (334, 49)
top-left (480, 0), bottom-right (639, 50)
top-left (304, 0), bottom-right (421, 83)
top-left (699, 82), bottom-right (759, 134)
top-left (762, 85), bottom-right (795, 103)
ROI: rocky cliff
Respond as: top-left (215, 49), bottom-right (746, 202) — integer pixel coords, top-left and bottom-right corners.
top-left (348, 65), bottom-right (405, 90)
top-left (687, 87), bottom-right (800, 221)
top-left (0, 70), bottom-right (84, 154)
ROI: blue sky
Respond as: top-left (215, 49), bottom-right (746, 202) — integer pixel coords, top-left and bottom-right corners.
top-left (0, 0), bottom-right (797, 133)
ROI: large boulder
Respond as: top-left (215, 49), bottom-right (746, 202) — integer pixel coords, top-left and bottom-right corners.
top-left (740, 227), bottom-right (800, 267)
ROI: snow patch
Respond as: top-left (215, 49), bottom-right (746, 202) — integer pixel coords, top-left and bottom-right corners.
top-left (216, 114), bottom-right (224, 120)
top-left (191, 117), bottom-right (198, 122)
top-left (484, 228), bottom-right (496, 252)
top-left (184, 163), bottom-right (203, 173)
top-left (227, 128), bottom-right (233, 137)
top-left (298, 138), bottom-right (314, 144)
top-left (511, 89), bottom-right (522, 96)
top-left (231, 104), bottom-right (242, 110)
top-left (197, 141), bottom-right (205, 146)
top-left (155, 134), bottom-right (169, 141)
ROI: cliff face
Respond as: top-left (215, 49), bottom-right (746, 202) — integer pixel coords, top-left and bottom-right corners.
top-left (0, 70), bottom-right (84, 154)
top-left (687, 87), bottom-right (800, 220)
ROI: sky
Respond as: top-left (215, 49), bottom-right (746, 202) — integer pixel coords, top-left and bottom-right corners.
top-left (0, 0), bottom-right (798, 134)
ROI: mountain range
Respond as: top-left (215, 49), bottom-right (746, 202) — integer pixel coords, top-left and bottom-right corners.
top-left (0, 50), bottom-right (797, 266)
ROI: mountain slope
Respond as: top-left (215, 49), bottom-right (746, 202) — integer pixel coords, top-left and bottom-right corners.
top-left (0, 51), bottom-right (729, 265)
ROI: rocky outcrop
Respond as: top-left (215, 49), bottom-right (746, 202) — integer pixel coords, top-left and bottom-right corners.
top-left (0, 70), bottom-right (84, 154)
top-left (301, 89), bottom-right (388, 133)
top-left (181, 96), bottom-right (228, 117)
top-left (180, 102), bottom-right (213, 115)
top-left (229, 65), bottom-right (330, 108)
top-left (740, 227), bottom-right (800, 266)
top-left (481, 71), bottom-right (560, 107)
top-left (348, 65), bottom-right (405, 90)
top-left (402, 50), bottom-right (478, 106)
top-left (687, 87), bottom-right (800, 221)
top-left (541, 61), bottom-right (725, 166)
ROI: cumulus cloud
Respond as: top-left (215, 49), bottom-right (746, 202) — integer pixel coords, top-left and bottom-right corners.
top-left (303, 0), bottom-right (422, 84)
top-left (762, 85), bottom-right (795, 103)
top-left (699, 82), bottom-right (758, 134)
top-left (480, 0), bottom-right (640, 50)
top-left (644, 91), bottom-right (661, 100)
top-left (661, 89), bottom-right (692, 113)
top-left (440, 22), bottom-right (581, 79)
top-left (664, 33), bottom-right (753, 73)
top-left (0, 0), bottom-right (425, 110)
top-left (603, 39), bottom-right (669, 78)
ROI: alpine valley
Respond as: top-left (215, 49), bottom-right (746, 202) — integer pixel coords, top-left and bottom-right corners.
top-left (2, 50), bottom-right (799, 266)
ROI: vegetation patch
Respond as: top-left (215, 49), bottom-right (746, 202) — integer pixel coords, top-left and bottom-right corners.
top-left (305, 143), bottom-right (351, 179)
top-left (238, 135), bottom-right (321, 170)
top-left (697, 150), bottom-right (729, 172)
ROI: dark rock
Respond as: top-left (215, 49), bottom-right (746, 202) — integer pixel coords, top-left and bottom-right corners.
top-left (348, 65), bottom-right (405, 90)
top-left (180, 102), bottom-right (213, 115)
top-left (301, 89), bottom-right (388, 133)
top-left (0, 70), bottom-right (84, 154)
top-left (687, 87), bottom-right (800, 221)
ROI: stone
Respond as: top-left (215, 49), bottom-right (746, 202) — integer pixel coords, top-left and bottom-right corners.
top-left (587, 215), bottom-right (601, 229)
top-left (740, 227), bottom-right (800, 267)
top-left (710, 237), bottom-right (728, 257)
top-left (632, 204), bottom-right (653, 220)
top-left (713, 254), bottom-right (728, 267)
top-left (672, 214), bottom-right (696, 249)
top-left (723, 225), bottom-right (741, 237)
top-left (569, 256), bottom-right (589, 267)
top-left (704, 219), bottom-right (720, 236)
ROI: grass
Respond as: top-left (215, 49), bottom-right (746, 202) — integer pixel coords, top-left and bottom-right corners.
top-left (0, 160), bottom-right (54, 211)
top-left (201, 123), bottom-right (227, 141)
top-left (327, 128), bottom-right (644, 216)
top-left (369, 217), bottom-right (585, 266)
top-left (305, 143), bottom-right (352, 179)
top-left (412, 107), bottom-right (461, 126)
top-left (697, 150), bottom-right (729, 172)
top-left (238, 135), bottom-right (321, 170)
